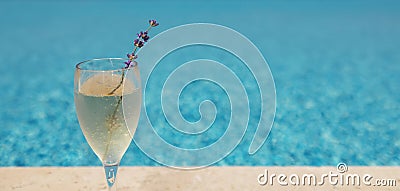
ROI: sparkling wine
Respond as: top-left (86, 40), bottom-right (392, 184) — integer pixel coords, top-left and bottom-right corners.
top-left (74, 73), bottom-right (141, 164)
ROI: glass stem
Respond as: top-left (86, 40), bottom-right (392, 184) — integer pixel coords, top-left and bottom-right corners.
top-left (104, 164), bottom-right (119, 191)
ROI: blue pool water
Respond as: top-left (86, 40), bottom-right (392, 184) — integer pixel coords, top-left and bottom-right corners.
top-left (0, 1), bottom-right (399, 166)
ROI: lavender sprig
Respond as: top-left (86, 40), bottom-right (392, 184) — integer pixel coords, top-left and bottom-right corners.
top-left (103, 20), bottom-right (159, 160)
top-left (109, 19), bottom-right (159, 95)
top-left (124, 19), bottom-right (159, 68)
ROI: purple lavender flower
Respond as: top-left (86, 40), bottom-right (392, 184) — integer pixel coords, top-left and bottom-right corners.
top-left (149, 20), bottom-right (159, 27)
top-left (137, 31), bottom-right (150, 42)
top-left (142, 33), bottom-right (150, 42)
top-left (124, 60), bottom-right (132, 68)
top-left (127, 53), bottom-right (137, 60)
top-left (143, 35), bottom-right (149, 42)
top-left (137, 31), bottom-right (142, 38)
top-left (134, 39), bottom-right (144, 47)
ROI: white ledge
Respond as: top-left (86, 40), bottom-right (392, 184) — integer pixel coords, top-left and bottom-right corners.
top-left (0, 166), bottom-right (399, 190)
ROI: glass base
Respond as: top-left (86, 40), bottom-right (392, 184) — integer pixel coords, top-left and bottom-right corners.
top-left (104, 164), bottom-right (119, 191)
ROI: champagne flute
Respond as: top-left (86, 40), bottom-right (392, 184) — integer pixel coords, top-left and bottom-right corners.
top-left (74, 58), bottom-right (141, 191)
